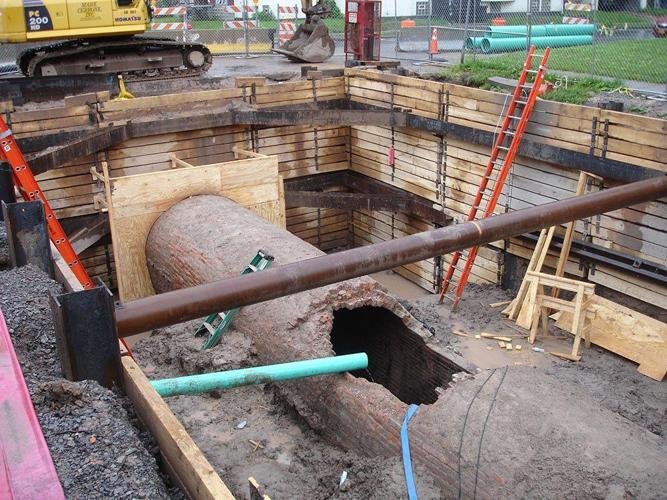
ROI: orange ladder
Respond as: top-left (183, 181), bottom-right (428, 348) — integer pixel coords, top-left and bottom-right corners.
top-left (0, 116), bottom-right (93, 289)
top-left (439, 46), bottom-right (551, 309)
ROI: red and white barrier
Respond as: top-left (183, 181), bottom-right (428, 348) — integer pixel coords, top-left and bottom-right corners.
top-left (278, 5), bottom-right (299, 15)
top-left (278, 4), bottom-right (298, 44)
top-left (563, 2), bottom-right (592, 10)
top-left (223, 20), bottom-right (258, 29)
top-left (150, 22), bottom-right (190, 30)
top-left (152, 6), bottom-right (186, 16)
top-left (222, 4), bottom-right (257, 14)
top-left (279, 20), bottom-right (296, 44)
top-left (562, 16), bottom-right (590, 24)
top-left (150, 5), bottom-right (188, 32)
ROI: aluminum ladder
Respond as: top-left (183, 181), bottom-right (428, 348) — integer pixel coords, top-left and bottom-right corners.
top-left (439, 46), bottom-right (551, 309)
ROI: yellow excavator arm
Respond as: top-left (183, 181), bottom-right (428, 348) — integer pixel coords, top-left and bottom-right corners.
top-left (0, 0), bottom-right (149, 43)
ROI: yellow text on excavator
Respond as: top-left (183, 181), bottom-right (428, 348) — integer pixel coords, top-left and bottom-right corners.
top-left (0, 0), bottom-right (211, 76)
top-left (0, 0), bottom-right (148, 42)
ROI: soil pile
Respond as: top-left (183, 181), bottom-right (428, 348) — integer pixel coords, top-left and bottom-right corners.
top-left (0, 264), bottom-right (176, 498)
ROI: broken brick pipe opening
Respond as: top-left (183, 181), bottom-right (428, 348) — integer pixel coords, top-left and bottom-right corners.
top-left (151, 353), bottom-right (368, 398)
top-left (115, 176), bottom-right (667, 337)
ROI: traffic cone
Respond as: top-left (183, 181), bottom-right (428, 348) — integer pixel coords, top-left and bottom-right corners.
top-left (430, 28), bottom-right (438, 55)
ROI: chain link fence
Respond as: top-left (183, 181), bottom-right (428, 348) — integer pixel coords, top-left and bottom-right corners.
top-left (398, 0), bottom-right (666, 85)
top-left (1, 0), bottom-right (665, 85)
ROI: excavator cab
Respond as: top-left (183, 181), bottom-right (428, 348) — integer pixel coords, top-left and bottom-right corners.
top-left (273, 0), bottom-right (335, 63)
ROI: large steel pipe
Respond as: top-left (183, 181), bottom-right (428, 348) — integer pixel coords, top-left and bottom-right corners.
top-left (116, 176), bottom-right (667, 336)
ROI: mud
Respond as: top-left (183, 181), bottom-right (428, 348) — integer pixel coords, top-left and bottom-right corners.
top-left (134, 323), bottom-right (442, 499)
top-left (407, 282), bottom-right (667, 437)
top-left (133, 277), bottom-right (667, 498)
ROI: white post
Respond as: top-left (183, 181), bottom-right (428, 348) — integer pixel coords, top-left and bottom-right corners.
top-left (243, 0), bottom-right (250, 57)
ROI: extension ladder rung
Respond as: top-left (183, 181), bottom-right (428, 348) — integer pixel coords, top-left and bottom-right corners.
top-left (515, 100), bottom-right (528, 105)
top-left (526, 69), bottom-right (539, 73)
top-left (509, 115), bottom-right (522, 120)
top-left (528, 53), bottom-right (545, 57)
top-left (498, 145), bottom-right (510, 150)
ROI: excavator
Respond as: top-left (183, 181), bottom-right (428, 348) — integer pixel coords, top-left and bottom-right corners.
top-left (0, 0), bottom-right (212, 77)
top-left (273, 0), bottom-right (335, 63)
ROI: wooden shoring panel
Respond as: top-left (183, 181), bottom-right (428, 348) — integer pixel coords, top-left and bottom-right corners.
top-left (587, 266), bottom-right (667, 310)
top-left (344, 69), bottom-right (667, 172)
top-left (285, 180), bottom-right (351, 253)
top-left (105, 154), bottom-right (285, 302)
top-left (79, 242), bottom-right (116, 289)
top-left (349, 121), bottom-right (666, 273)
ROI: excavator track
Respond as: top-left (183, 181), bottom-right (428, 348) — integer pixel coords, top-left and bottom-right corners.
top-left (17, 37), bottom-right (212, 79)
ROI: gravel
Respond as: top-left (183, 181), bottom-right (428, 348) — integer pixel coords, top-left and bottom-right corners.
top-left (0, 220), bottom-right (9, 270)
top-left (0, 263), bottom-right (176, 498)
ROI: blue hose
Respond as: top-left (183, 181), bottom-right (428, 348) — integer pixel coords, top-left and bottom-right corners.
top-left (401, 404), bottom-right (420, 500)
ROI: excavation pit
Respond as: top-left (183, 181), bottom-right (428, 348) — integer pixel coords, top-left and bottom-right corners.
top-left (330, 306), bottom-right (457, 404)
top-left (2, 68), bottom-right (665, 499)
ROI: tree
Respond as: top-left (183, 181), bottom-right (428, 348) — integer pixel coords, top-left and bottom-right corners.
top-left (324, 0), bottom-right (343, 17)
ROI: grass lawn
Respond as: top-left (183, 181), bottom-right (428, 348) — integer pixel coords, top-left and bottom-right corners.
top-left (437, 59), bottom-right (626, 104)
top-left (490, 38), bottom-right (667, 84)
top-left (504, 11), bottom-right (659, 28)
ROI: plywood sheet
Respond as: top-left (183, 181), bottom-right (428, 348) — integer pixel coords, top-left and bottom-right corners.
top-left (108, 155), bottom-right (285, 302)
top-left (556, 294), bottom-right (667, 381)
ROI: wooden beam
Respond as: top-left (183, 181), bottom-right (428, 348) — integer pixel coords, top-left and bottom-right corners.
top-left (121, 357), bottom-right (234, 500)
top-left (282, 171), bottom-right (347, 191)
top-left (67, 213), bottom-right (110, 254)
top-left (26, 125), bottom-right (129, 176)
top-left (286, 190), bottom-right (410, 211)
top-left (284, 171), bottom-right (451, 226)
top-left (342, 171), bottom-right (451, 226)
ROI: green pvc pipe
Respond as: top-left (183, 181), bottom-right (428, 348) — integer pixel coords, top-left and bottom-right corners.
top-left (481, 35), bottom-right (593, 54)
top-left (465, 37), bottom-right (484, 50)
top-left (151, 353), bottom-right (369, 397)
top-left (485, 24), bottom-right (596, 38)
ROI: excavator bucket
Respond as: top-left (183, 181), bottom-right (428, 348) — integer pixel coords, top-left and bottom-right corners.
top-left (273, 21), bottom-right (335, 63)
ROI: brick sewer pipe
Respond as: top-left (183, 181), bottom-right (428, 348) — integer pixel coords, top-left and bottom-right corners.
top-left (139, 192), bottom-right (666, 497)
top-left (116, 175), bottom-right (667, 337)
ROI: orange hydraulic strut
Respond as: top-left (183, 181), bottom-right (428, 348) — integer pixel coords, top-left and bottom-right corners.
top-left (0, 115), bottom-right (93, 289)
